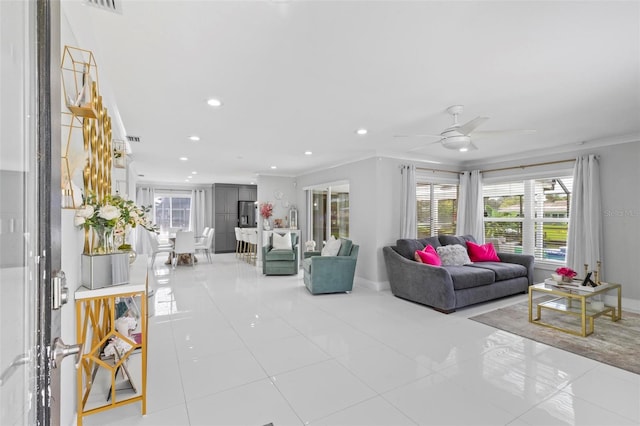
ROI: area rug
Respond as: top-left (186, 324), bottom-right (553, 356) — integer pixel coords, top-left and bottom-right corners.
top-left (470, 298), bottom-right (640, 375)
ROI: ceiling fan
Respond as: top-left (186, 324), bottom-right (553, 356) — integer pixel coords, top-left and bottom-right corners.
top-left (394, 105), bottom-right (535, 152)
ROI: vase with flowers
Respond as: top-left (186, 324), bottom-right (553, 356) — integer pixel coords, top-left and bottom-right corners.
top-left (260, 202), bottom-right (273, 230)
top-left (554, 267), bottom-right (577, 283)
top-left (74, 192), bottom-right (157, 255)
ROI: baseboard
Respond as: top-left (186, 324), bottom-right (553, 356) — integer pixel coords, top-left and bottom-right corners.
top-left (612, 296), bottom-right (640, 314)
top-left (354, 276), bottom-right (390, 292)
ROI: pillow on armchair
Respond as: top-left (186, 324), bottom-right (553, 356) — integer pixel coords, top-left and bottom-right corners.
top-left (321, 236), bottom-right (342, 256)
top-left (272, 232), bottom-right (293, 250)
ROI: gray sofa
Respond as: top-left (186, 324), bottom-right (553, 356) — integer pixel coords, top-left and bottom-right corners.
top-left (383, 235), bottom-right (534, 313)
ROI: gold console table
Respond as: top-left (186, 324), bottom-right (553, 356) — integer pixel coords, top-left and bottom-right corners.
top-left (528, 281), bottom-right (622, 337)
top-left (75, 256), bottom-right (148, 426)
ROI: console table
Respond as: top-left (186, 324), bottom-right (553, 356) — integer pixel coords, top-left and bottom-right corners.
top-left (75, 255), bottom-right (148, 426)
top-left (528, 281), bottom-right (621, 337)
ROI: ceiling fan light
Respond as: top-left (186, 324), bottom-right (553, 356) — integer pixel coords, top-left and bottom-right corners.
top-left (442, 135), bottom-right (471, 150)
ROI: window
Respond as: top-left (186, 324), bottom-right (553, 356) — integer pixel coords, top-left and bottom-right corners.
top-left (154, 192), bottom-right (192, 237)
top-left (308, 183), bottom-right (349, 248)
top-left (483, 176), bottom-right (572, 262)
top-left (417, 183), bottom-right (459, 238)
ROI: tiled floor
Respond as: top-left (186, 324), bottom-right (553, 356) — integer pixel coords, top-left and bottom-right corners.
top-left (84, 254), bottom-right (640, 426)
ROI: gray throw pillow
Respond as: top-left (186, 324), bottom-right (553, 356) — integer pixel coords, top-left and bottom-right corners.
top-left (437, 244), bottom-right (472, 266)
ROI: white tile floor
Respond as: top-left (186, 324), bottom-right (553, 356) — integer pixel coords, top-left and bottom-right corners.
top-left (84, 254), bottom-right (640, 426)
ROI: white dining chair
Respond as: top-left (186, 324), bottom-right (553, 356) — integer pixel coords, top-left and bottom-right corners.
top-left (173, 231), bottom-right (195, 268)
top-left (147, 230), bottom-right (173, 266)
top-left (195, 228), bottom-right (214, 263)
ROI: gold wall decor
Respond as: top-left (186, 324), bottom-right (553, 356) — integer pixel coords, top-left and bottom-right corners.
top-left (61, 46), bottom-right (114, 208)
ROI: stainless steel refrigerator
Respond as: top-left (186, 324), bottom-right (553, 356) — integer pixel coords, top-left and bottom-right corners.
top-left (238, 201), bottom-right (257, 227)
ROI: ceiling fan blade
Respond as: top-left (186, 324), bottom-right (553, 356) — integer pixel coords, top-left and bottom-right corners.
top-left (408, 139), bottom-right (443, 151)
top-left (472, 129), bottom-right (537, 138)
top-left (458, 116), bottom-right (489, 135)
top-left (393, 133), bottom-right (442, 138)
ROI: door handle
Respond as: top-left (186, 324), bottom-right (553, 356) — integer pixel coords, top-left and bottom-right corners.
top-left (52, 270), bottom-right (69, 310)
top-left (0, 352), bottom-right (30, 386)
top-left (50, 337), bottom-right (83, 370)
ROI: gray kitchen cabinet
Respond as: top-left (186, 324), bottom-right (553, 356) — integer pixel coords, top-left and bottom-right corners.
top-left (213, 184), bottom-right (256, 253)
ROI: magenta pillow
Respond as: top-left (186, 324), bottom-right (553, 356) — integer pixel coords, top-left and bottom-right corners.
top-left (466, 241), bottom-right (501, 262)
top-left (414, 245), bottom-right (442, 266)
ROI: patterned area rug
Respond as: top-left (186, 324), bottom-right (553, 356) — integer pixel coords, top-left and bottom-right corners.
top-left (470, 297), bottom-right (640, 375)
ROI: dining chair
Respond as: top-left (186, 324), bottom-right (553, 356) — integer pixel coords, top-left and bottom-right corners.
top-left (173, 231), bottom-right (195, 268)
top-left (147, 230), bottom-right (173, 266)
top-left (195, 228), bottom-right (214, 263)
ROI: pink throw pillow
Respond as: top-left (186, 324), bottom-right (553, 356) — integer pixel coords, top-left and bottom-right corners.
top-left (414, 245), bottom-right (442, 266)
top-left (466, 241), bottom-right (501, 262)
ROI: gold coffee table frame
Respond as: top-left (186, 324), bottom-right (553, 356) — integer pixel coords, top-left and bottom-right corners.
top-left (528, 282), bottom-right (622, 337)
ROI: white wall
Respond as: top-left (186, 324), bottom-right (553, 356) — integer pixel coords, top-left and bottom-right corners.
top-left (293, 142), bottom-right (640, 308)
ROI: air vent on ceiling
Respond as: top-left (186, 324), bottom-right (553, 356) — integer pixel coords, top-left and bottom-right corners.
top-left (126, 135), bottom-right (141, 143)
top-left (83, 0), bottom-right (122, 14)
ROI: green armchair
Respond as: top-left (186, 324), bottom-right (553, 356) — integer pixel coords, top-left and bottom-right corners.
top-left (262, 232), bottom-right (299, 275)
top-left (303, 238), bottom-right (359, 294)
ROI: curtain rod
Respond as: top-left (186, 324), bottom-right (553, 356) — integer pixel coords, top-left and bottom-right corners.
top-left (481, 158), bottom-right (576, 174)
top-left (415, 158), bottom-right (577, 176)
top-left (415, 167), bottom-right (462, 175)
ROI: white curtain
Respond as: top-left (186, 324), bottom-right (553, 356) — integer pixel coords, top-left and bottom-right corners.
top-left (190, 189), bottom-right (207, 236)
top-left (456, 170), bottom-right (484, 242)
top-left (135, 186), bottom-right (154, 254)
top-left (567, 154), bottom-right (602, 276)
top-left (400, 165), bottom-right (417, 238)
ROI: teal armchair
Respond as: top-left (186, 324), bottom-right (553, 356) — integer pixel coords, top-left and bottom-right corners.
top-left (303, 238), bottom-right (359, 294)
top-left (262, 232), bottom-right (299, 275)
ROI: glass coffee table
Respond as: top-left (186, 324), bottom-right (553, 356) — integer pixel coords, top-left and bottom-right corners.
top-left (528, 281), bottom-right (622, 337)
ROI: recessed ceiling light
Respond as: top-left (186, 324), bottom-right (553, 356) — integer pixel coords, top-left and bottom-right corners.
top-left (459, 147), bottom-right (468, 152)
top-left (356, 128), bottom-right (368, 135)
top-left (270, 165), bottom-right (277, 169)
top-left (179, 157), bottom-right (188, 161)
top-left (207, 98), bottom-right (222, 107)
top-left (189, 136), bottom-right (200, 141)
top-left (191, 171), bottom-right (197, 174)
top-left (304, 151), bottom-right (312, 155)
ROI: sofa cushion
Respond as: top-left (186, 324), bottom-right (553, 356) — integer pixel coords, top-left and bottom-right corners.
top-left (444, 265), bottom-right (495, 290)
top-left (437, 244), bottom-right (472, 266)
top-left (418, 236), bottom-right (441, 250)
top-left (265, 249), bottom-right (296, 261)
top-left (322, 236), bottom-right (342, 256)
top-left (414, 245), bottom-right (441, 266)
top-left (469, 262), bottom-right (528, 281)
top-left (467, 241), bottom-right (500, 262)
top-left (396, 239), bottom-right (425, 260)
top-left (438, 234), bottom-right (476, 246)
top-left (337, 238), bottom-right (353, 257)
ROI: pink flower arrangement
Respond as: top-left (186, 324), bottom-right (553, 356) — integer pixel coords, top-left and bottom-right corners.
top-left (555, 267), bottom-right (577, 279)
top-left (260, 202), bottom-right (273, 219)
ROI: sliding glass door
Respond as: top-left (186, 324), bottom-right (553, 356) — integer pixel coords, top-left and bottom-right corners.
top-left (308, 183), bottom-right (349, 249)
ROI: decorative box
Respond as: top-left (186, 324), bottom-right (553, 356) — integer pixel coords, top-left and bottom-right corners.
top-left (81, 253), bottom-right (130, 290)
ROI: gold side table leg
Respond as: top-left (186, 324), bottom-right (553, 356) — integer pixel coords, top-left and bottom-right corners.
top-left (581, 297), bottom-right (587, 337)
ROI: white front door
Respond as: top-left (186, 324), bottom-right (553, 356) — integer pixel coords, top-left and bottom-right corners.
top-left (0, 1), bottom-right (68, 424)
